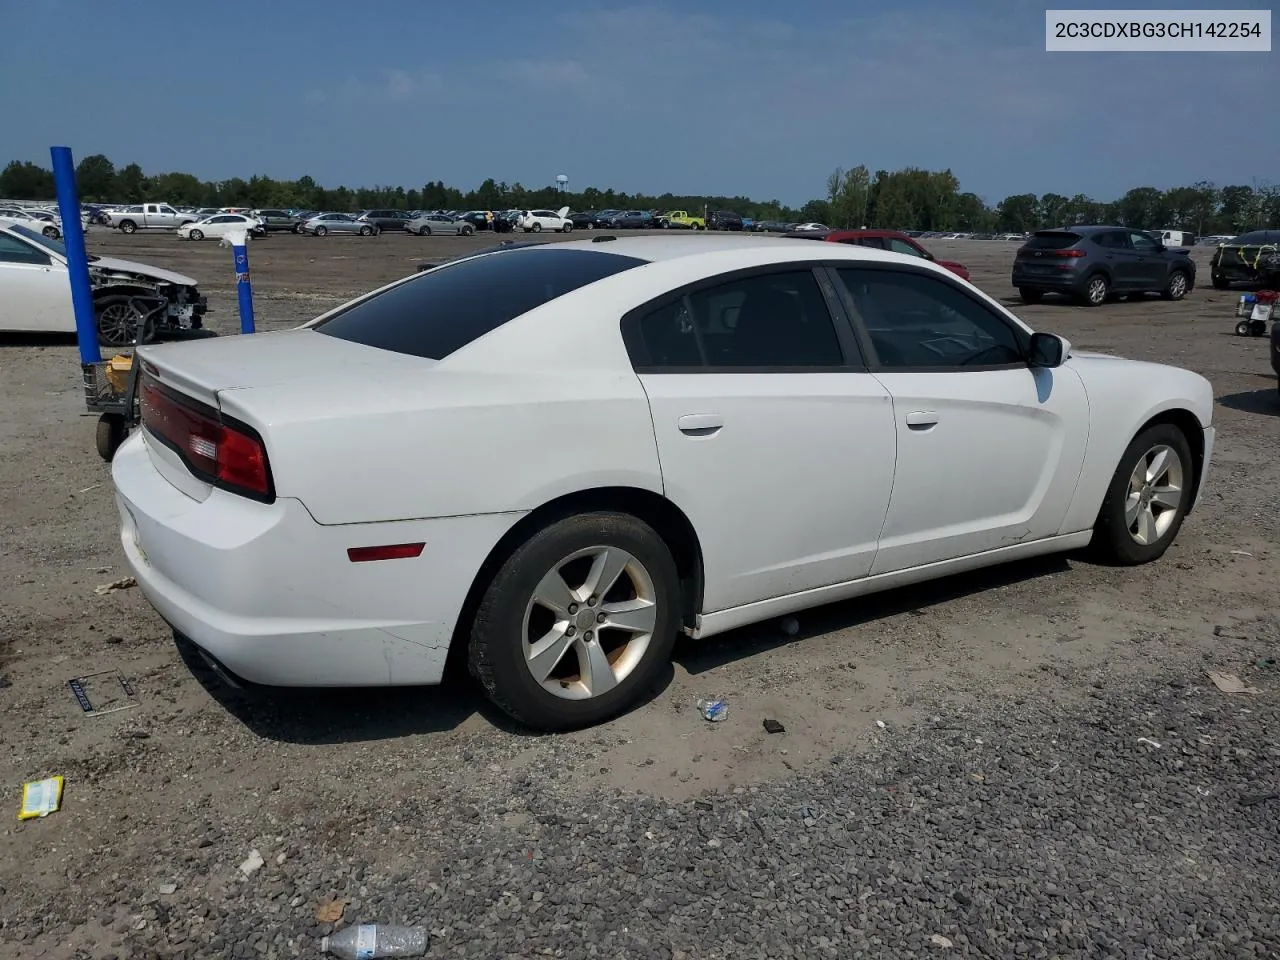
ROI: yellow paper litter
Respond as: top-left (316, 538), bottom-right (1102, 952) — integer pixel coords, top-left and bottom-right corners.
top-left (19, 776), bottom-right (64, 820)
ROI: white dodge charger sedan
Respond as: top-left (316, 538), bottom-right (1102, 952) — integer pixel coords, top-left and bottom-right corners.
top-left (111, 235), bottom-right (1215, 730)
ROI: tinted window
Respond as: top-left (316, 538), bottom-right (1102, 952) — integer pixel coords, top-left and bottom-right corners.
top-left (1092, 231), bottom-right (1129, 250)
top-left (0, 233), bottom-right (51, 265)
top-left (888, 238), bottom-right (923, 257)
top-left (836, 267), bottom-right (1024, 369)
top-left (633, 269), bottom-right (844, 369)
top-left (1129, 231), bottom-right (1160, 254)
top-left (1233, 230), bottom-right (1280, 245)
top-left (316, 248), bottom-right (646, 360)
top-left (1025, 232), bottom-right (1081, 250)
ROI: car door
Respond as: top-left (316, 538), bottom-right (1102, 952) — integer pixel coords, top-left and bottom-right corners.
top-left (831, 264), bottom-right (1089, 574)
top-left (1092, 230), bottom-right (1142, 289)
top-left (624, 265), bottom-right (898, 612)
top-left (1127, 230), bottom-right (1168, 289)
top-left (0, 233), bottom-right (72, 332)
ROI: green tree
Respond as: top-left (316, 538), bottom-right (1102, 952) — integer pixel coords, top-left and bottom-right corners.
top-left (0, 160), bottom-right (55, 199)
top-left (995, 194), bottom-right (1039, 232)
top-left (115, 163), bottom-right (148, 203)
top-left (75, 154), bottom-right (116, 201)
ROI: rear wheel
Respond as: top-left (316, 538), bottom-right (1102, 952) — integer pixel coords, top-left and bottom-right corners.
top-left (1018, 287), bottom-right (1043, 304)
top-left (1081, 273), bottom-right (1110, 306)
top-left (1161, 270), bottom-right (1189, 301)
top-left (1092, 424), bottom-right (1194, 565)
top-left (1212, 272), bottom-right (1230, 290)
top-left (468, 512), bottom-right (681, 731)
top-left (95, 414), bottom-right (127, 462)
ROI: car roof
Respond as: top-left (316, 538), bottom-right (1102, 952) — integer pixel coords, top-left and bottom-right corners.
top-left (490, 233), bottom-right (945, 269)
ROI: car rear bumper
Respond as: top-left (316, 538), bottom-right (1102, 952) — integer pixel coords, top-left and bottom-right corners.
top-left (1011, 267), bottom-right (1082, 290)
top-left (111, 432), bottom-right (522, 687)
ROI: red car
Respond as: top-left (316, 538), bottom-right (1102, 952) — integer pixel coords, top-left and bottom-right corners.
top-left (782, 229), bottom-right (970, 281)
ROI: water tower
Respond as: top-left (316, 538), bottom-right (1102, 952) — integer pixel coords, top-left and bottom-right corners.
top-left (556, 174), bottom-right (569, 192)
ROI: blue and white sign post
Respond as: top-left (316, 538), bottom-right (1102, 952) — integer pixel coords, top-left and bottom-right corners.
top-left (222, 229), bottom-right (257, 334)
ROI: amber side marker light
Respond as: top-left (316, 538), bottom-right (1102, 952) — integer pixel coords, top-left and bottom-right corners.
top-left (347, 543), bottom-right (426, 563)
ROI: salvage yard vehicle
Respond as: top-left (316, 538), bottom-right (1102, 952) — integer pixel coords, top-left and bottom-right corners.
top-left (519, 207), bottom-right (573, 232)
top-left (405, 213), bottom-right (475, 236)
top-left (107, 203), bottom-right (199, 234)
top-left (112, 235), bottom-right (1214, 731)
top-left (251, 209), bottom-right (303, 232)
top-left (783, 228), bottom-right (971, 281)
top-left (300, 212), bottom-right (377, 237)
top-left (1013, 226), bottom-right (1196, 306)
top-left (0, 221), bottom-right (207, 347)
top-left (1209, 230), bottom-right (1280, 289)
top-left (177, 213), bottom-right (267, 241)
top-left (657, 210), bottom-right (705, 230)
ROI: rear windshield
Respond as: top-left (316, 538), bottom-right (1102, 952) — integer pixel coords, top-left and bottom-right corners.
top-left (1231, 230), bottom-right (1280, 245)
top-left (314, 247), bottom-right (646, 360)
top-left (1025, 232), bottom-right (1082, 249)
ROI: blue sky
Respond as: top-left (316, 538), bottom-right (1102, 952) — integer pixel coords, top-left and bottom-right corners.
top-left (1, 0), bottom-right (1273, 206)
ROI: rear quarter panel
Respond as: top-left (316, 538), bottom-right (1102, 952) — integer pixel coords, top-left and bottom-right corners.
top-left (1058, 355), bottom-right (1214, 534)
top-left (220, 369), bottom-right (662, 525)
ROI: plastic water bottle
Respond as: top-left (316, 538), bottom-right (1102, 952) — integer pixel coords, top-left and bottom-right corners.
top-left (320, 924), bottom-right (428, 958)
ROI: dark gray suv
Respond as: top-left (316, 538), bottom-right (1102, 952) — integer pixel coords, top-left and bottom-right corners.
top-left (1012, 226), bottom-right (1197, 306)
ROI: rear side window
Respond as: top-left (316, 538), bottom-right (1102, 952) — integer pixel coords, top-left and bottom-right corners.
top-left (1025, 232), bottom-right (1082, 250)
top-left (314, 248), bottom-right (646, 360)
top-left (1234, 230), bottom-right (1280, 245)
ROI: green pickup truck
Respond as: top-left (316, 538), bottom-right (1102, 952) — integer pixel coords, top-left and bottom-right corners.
top-left (659, 210), bottom-right (705, 230)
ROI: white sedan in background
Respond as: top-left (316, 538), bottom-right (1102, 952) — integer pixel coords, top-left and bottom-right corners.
top-left (519, 206), bottom-right (573, 232)
top-left (112, 235), bottom-right (1214, 731)
top-left (177, 213), bottom-right (266, 241)
top-left (791, 222), bottom-right (828, 232)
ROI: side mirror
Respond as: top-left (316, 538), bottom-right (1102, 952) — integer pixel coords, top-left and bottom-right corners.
top-left (1028, 332), bottom-right (1068, 368)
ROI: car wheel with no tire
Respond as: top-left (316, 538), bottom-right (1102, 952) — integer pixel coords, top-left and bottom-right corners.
top-left (1091, 423), bottom-right (1194, 565)
top-left (468, 511), bottom-right (681, 730)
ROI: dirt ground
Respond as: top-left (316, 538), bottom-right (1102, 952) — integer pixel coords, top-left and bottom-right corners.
top-left (1, 229), bottom-right (1277, 959)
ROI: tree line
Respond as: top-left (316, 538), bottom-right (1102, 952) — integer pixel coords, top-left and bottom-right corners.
top-left (2, 154), bottom-right (1277, 235)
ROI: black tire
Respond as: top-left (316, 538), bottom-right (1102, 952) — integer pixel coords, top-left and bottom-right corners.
top-left (94, 295), bottom-right (154, 348)
top-left (468, 511), bottom-right (681, 730)
top-left (461, 225), bottom-right (474, 236)
top-left (188, 229), bottom-right (204, 241)
top-left (1018, 287), bottom-right (1043, 304)
top-left (294, 224), bottom-right (305, 234)
top-left (1235, 320), bottom-right (1252, 336)
top-left (1161, 269), bottom-right (1189, 301)
top-left (43, 226), bottom-right (60, 239)
top-left (96, 414), bottom-right (127, 462)
top-left (119, 220), bottom-right (137, 234)
top-left (1091, 423), bottom-right (1194, 565)
top-left (1080, 273), bottom-right (1110, 306)
top-left (418, 225), bottom-right (431, 236)
top-left (314, 226), bottom-right (327, 237)
top-left (1250, 319), bottom-right (1268, 337)
top-left (359, 225), bottom-right (373, 236)
top-left (1211, 272), bottom-right (1230, 290)
top-left (562, 222), bottom-right (573, 233)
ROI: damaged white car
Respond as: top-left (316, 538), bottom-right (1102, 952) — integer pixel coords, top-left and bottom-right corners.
top-left (0, 221), bottom-right (208, 347)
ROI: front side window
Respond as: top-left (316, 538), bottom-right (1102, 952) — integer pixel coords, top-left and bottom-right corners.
top-left (632, 269), bottom-right (845, 369)
top-left (1129, 231), bottom-right (1160, 254)
top-left (836, 267), bottom-right (1024, 369)
top-left (315, 248), bottom-right (645, 360)
top-left (888, 238), bottom-right (923, 257)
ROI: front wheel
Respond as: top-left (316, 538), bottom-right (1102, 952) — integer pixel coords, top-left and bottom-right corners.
top-left (96, 414), bottom-right (128, 462)
top-left (562, 222), bottom-right (573, 233)
top-left (43, 226), bottom-right (60, 239)
top-left (359, 225), bottom-right (373, 236)
top-left (468, 511), bottom-right (681, 731)
top-left (531, 222), bottom-right (542, 232)
top-left (418, 226), bottom-right (431, 236)
top-left (461, 225), bottom-right (474, 236)
top-left (1092, 424), bottom-right (1194, 565)
top-left (119, 221), bottom-right (137, 234)
top-left (1161, 270), bottom-right (1189, 301)
top-left (188, 229), bottom-right (204, 241)
top-left (94, 295), bottom-right (154, 348)
top-left (314, 226), bottom-right (327, 237)
top-left (1235, 319), bottom-right (1253, 336)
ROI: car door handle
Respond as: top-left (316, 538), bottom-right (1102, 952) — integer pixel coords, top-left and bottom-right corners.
top-left (905, 411), bottom-right (938, 430)
top-left (678, 414), bottom-right (723, 436)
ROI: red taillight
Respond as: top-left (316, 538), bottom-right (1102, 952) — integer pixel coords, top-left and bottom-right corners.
top-left (347, 543), bottom-right (425, 563)
top-left (140, 375), bottom-right (272, 501)
top-left (1050, 249), bottom-right (1087, 257)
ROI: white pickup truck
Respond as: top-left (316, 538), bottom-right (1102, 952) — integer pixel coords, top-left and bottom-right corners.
top-left (107, 203), bottom-right (199, 234)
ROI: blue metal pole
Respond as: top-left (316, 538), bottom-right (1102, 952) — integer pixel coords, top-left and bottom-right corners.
top-left (50, 146), bottom-right (99, 364)
top-left (232, 241), bottom-right (256, 333)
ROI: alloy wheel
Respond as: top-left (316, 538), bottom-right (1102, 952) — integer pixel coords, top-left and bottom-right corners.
top-left (521, 545), bottom-right (658, 700)
top-left (1124, 444), bottom-right (1184, 545)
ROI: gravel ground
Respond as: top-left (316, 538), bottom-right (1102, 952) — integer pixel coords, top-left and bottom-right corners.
top-left (1, 230), bottom-right (1277, 959)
